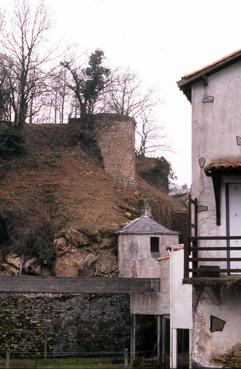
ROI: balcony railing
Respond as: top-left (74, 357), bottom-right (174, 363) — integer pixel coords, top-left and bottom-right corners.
top-left (184, 235), bottom-right (241, 280)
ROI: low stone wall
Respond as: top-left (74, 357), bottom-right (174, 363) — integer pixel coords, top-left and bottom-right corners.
top-left (0, 293), bottom-right (130, 355)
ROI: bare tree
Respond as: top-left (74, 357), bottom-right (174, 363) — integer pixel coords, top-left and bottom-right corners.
top-left (0, 9), bottom-right (4, 32)
top-left (101, 70), bottom-right (157, 118)
top-left (49, 67), bottom-right (69, 124)
top-left (0, 55), bottom-right (11, 120)
top-left (1, 0), bottom-right (53, 131)
top-left (136, 111), bottom-right (168, 156)
top-left (101, 69), bottom-right (168, 156)
top-left (61, 49), bottom-right (110, 119)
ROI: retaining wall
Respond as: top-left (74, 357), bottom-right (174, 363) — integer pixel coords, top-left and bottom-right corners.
top-left (0, 293), bottom-right (130, 354)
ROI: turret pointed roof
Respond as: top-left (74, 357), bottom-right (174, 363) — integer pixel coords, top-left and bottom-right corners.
top-left (117, 215), bottom-right (179, 235)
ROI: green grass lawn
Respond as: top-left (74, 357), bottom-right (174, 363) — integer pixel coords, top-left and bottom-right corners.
top-left (0, 356), bottom-right (125, 369)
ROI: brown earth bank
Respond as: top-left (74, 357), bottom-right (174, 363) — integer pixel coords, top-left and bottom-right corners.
top-left (0, 122), bottom-right (187, 355)
top-left (0, 123), bottom-right (187, 277)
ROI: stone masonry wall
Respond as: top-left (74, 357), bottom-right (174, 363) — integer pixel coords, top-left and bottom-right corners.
top-left (0, 293), bottom-right (130, 355)
top-left (212, 344), bottom-right (241, 368)
top-left (93, 114), bottom-right (136, 186)
top-left (69, 113), bottom-right (136, 186)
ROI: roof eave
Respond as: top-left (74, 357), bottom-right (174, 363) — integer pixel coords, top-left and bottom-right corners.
top-left (177, 51), bottom-right (241, 102)
top-left (118, 231), bottom-right (180, 236)
top-left (176, 80), bottom-right (192, 102)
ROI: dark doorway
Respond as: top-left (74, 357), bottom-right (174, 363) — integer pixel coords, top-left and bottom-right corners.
top-left (177, 329), bottom-right (189, 368)
top-left (136, 315), bottom-right (156, 357)
top-left (161, 316), bottom-right (170, 366)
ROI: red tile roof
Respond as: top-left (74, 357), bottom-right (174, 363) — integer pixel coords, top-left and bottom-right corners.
top-left (205, 160), bottom-right (241, 176)
top-left (177, 48), bottom-right (241, 101)
top-left (184, 48), bottom-right (241, 78)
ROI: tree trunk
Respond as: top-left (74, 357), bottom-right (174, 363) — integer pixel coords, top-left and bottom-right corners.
top-left (29, 97), bottom-right (33, 124)
top-left (17, 98), bottom-right (27, 133)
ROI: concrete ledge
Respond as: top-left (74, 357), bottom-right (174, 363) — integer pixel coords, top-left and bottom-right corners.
top-left (183, 276), bottom-right (241, 286)
top-left (0, 277), bottom-right (160, 295)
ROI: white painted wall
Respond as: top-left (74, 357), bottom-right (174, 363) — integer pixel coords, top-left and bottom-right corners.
top-left (170, 249), bottom-right (193, 369)
top-left (118, 233), bottom-right (193, 368)
top-left (118, 234), bottom-right (178, 278)
top-left (118, 233), bottom-right (192, 321)
top-left (192, 61), bottom-right (241, 242)
top-left (130, 258), bottom-right (170, 315)
top-left (118, 233), bottom-right (178, 315)
top-left (192, 288), bottom-right (241, 368)
top-left (170, 249), bottom-right (192, 329)
top-left (191, 61), bottom-right (241, 367)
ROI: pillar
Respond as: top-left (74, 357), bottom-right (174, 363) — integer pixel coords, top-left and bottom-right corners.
top-left (189, 329), bottom-right (192, 369)
top-left (161, 315), bottom-right (166, 363)
top-left (157, 315), bottom-right (161, 363)
top-left (170, 328), bottom-right (177, 369)
top-left (130, 314), bottom-right (136, 366)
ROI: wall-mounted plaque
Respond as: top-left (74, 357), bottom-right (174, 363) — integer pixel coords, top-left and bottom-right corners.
top-left (236, 136), bottom-right (241, 146)
top-left (202, 96), bottom-right (214, 103)
top-left (198, 205), bottom-right (208, 212)
top-left (198, 157), bottom-right (206, 168)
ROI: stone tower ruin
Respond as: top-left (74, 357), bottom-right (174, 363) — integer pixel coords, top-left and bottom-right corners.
top-left (93, 113), bottom-right (136, 186)
top-left (69, 113), bottom-right (136, 186)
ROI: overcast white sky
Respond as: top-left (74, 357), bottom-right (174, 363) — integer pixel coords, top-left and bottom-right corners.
top-left (2, 0), bottom-right (241, 185)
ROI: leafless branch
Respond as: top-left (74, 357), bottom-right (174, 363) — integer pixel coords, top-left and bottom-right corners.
top-left (0, 0), bottom-right (56, 129)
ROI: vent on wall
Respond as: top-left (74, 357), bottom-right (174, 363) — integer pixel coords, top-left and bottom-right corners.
top-left (202, 96), bottom-right (214, 103)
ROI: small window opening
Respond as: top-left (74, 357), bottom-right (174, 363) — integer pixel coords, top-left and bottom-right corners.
top-left (210, 315), bottom-right (225, 332)
top-left (150, 237), bottom-right (159, 253)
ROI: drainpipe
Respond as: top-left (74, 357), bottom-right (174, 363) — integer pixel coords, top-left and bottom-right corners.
top-left (167, 247), bottom-right (177, 369)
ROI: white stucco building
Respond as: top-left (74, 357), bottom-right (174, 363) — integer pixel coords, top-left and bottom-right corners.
top-left (118, 215), bottom-right (192, 368)
top-left (178, 49), bottom-right (241, 368)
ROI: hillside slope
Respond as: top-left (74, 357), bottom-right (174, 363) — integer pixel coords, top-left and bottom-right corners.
top-left (0, 124), bottom-right (187, 277)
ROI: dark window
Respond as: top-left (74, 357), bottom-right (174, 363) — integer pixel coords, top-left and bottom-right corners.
top-left (210, 315), bottom-right (225, 332)
top-left (150, 237), bottom-right (159, 253)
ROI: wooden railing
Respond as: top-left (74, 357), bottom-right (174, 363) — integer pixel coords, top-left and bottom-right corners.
top-left (184, 235), bottom-right (241, 279)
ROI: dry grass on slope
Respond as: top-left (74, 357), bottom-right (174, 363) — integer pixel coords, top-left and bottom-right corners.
top-left (0, 124), bottom-right (186, 236)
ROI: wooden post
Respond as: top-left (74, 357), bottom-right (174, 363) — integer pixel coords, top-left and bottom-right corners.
top-left (124, 348), bottom-right (128, 368)
top-left (130, 315), bottom-right (133, 367)
top-left (44, 340), bottom-right (47, 359)
top-left (133, 314), bottom-right (136, 362)
top-left (184, 237), bottom-right (190, 279)
top-left (161, 316), bottom-right (166, 363)
top-left (130, 314), bottom-right (136, 366)
top-left (193, 197), bottom-right (198, 277)
top-left (157, 315), bottom-right (161, 363)
top-left (5, 349), bottom-right (10, 369)
top-left (189, 329), bottom-right (192, 369)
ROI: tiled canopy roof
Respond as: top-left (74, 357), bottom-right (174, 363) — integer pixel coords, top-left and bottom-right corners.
top-left (203, 160), bottom-right (241, 225)
top-left (205, 160), bottom-right (241, 176)
top-left (117, 215), bottom-right (179, 235)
